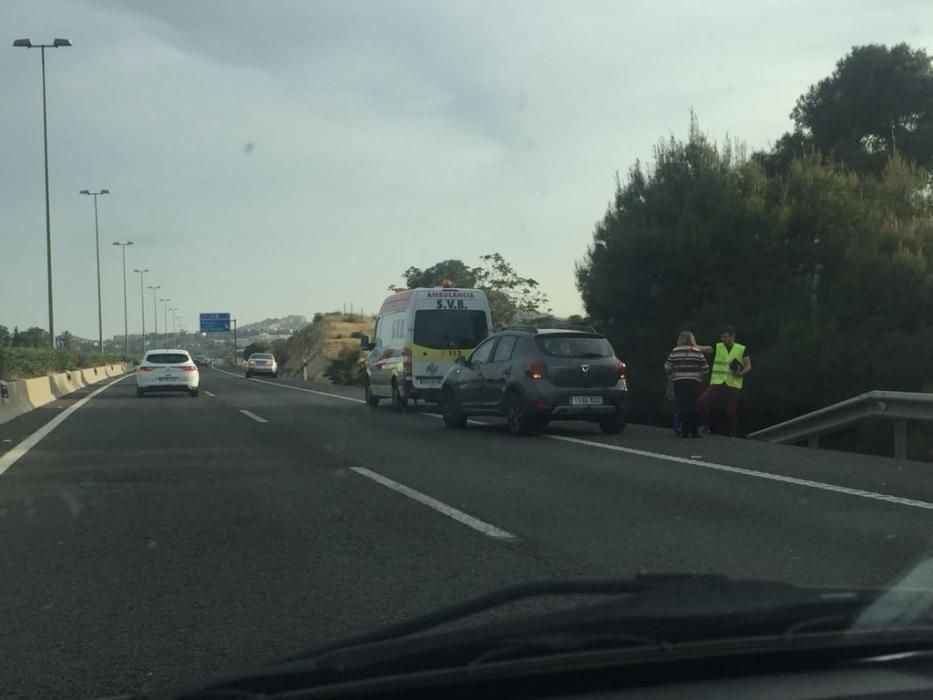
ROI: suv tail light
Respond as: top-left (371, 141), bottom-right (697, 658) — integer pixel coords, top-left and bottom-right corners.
top-left (526, 360), bottom-right (548, 380)
top-left (618, 361), bottom-right (627, 380)
top-left (138, 366), bottom-right (155, 372)
top-left (176, 365), bottom-right (197, 372)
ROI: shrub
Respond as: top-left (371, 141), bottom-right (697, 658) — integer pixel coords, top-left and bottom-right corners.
top-left (323, 347), bottom-right (363, 386)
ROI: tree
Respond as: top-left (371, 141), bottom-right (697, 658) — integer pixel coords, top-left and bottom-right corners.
top-left (791, 43), bottom-right (933, 172)
top-left (0, 325), bottom-right (10, 348)
top-left (474, 253), bottom-right (550, 325)
top-left (396, 254), bottom-right (550, 326)
top-left (12, 327), bottom-right (51, 348)
top-left (242, 341), bottom-right (270, 360)
top-left (402, 260), bottom-right (478, 289)
top-left (577, 115), bottom-right (933, 430)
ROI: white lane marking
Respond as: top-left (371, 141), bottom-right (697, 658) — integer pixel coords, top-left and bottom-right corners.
top-left (212, 367), bottom-right (933, 512)
top-left (212, 366), bottom-right (364, 404)
top-left (0, 374), bottom-right (130, 476)
top-left (238, 409), bottom-right (269, 423)
top-left (350, 467), bottom-right (516, 540)
top-left (545, 434), bottom-right (933, 511)
top-left (203, 390), bottom-right (216, 397)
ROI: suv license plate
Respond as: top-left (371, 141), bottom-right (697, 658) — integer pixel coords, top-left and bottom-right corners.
top-left (571, 396), bottom-right (603, 406)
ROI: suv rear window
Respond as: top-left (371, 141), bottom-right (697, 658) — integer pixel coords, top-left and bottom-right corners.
top-left (252, 354), bottom-right (274, 359)
top-left (414, 310), bottom-right (488, 350)
top-left (145, 353), bottom-right (190, 364)
top-left (535, 334), bottom-right (614, 359)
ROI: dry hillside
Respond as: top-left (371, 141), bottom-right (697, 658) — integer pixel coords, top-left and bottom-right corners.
top-left (280, 313), bottom-right (374, 381)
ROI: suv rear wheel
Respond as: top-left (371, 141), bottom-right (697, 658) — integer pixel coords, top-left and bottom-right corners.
top-left (441, 387), bottom-right (467, 428)
top-left (598, 412), bottom-right (626, 435)
top-left (506, 392), bottom-right (536, 436)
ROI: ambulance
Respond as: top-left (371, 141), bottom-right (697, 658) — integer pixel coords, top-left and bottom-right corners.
top-left (361, 285), bottom-right (494, 410)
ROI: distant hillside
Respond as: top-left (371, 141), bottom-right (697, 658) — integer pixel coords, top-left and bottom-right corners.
top-left (237, 315), bottom-right (308, 335)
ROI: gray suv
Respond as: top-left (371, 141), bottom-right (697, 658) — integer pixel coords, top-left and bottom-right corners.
top-left (439, 326), bottom-right (627, 435)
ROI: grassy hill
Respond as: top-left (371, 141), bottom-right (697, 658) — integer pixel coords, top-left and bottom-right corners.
top-left (278, 313), bottom-right (373, 381)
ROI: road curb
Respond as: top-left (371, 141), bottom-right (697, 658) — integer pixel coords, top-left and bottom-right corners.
top-left (0, 363), bottom-right (128, 426)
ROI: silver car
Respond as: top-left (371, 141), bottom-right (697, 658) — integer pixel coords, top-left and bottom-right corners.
top-left (245, 353), bottom-right (278, 378)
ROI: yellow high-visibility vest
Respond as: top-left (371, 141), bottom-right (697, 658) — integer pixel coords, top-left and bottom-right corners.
top-left (710, 342), bottom-right (745, 389)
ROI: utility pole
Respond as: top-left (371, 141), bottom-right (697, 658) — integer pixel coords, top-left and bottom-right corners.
top-left (148, 285), bottom-right (160, 347)
top-left (14, 38), bottom-right (73, 346)
top-left (114, 242), bottom-right (133, 357)
top-left (134, 268), bottom-right (149, 352)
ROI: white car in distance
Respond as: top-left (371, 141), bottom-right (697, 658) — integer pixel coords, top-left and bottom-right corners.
top-left (245, 353), bottom-right (278, 378)
top-left (136, 349), bottom-right (200, 397)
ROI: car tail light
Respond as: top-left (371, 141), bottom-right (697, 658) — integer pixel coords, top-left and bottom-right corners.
top-left (176, 365), bottom-right (197, 372)
top-left (526, 360), bottom-right (547, 380)
top-left (402, 347), bottom-right (412, 377)
top-left (138, 366), bottom-right (155, 372)
top-left (618, 361), bottom-right (627, 380)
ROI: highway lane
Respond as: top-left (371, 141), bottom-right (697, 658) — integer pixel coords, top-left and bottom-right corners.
top-left (0, 367), bottom-right (932, 697)
top-left (0, 373), bottom-right (573, 699)
top-left (210, 368), bottom-right (933, 589)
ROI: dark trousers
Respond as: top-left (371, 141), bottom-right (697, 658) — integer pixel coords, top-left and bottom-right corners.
top-left (698, 383), bottom-right (740, 437)
top-left (673, 379), bottom-right (702, 437)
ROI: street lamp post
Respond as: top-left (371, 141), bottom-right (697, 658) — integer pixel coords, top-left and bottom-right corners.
top-left (80, 189), bottom-right (110, 351)
top-left (148, 285), bottom-right (161, 348)
top-left (113, 242), bottom-right (133, 357)
top-left (134, 269), bottom-right (149, 352)
top-left (14, 38), bottom-right (73, 347)
top-left (160, 298), bottom-right (171, 346)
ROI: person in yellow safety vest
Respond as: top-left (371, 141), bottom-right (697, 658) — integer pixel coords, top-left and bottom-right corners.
top-left (698, 326), bottom-right (751, 437)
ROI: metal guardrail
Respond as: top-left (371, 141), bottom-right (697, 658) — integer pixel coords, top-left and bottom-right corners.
top-left (748, 390), bottom-right (933, 460)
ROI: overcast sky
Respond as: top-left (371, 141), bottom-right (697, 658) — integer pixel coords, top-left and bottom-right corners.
top-left (1, 0), bottom-right (930, 339)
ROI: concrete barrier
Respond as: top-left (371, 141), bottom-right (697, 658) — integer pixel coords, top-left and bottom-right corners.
top-left (0, 363), bottom-right (128, 426)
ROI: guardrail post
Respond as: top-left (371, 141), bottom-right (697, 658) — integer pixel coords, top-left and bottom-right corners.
top-left (894, 420), bottom-right (908, 460)
top-left (807, 435), bottom-right (819, 449)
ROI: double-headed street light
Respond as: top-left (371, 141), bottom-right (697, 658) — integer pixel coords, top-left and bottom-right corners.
top-left (113, 242), bottom-right (133, 357)
top-left (134, 269), bottom-right (149, 351)
top-left (14, 37), bottom-right (73, 347)
top-left (80, 189), bottom-right (110, 351)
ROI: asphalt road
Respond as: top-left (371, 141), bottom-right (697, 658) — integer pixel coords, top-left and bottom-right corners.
top-left (1, 366), bottom-right (932, 698)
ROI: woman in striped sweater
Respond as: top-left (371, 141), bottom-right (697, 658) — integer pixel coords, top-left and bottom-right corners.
top-left (665, 331), bottom-right (709, 439)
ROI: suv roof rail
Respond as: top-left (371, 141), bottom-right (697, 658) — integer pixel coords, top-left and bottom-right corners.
top-left (497, 324), bottom-right (539, 333)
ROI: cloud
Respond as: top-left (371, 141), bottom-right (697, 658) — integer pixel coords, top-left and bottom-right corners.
top-left (2, 0), bottom-right (932, 338)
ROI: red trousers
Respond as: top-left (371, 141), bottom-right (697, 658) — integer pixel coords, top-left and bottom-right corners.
top-left (698, 384), bottom-right (740, 437)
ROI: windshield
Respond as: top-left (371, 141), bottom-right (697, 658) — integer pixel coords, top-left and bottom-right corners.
top-left (536, 335), bottom-right (614, 359)
top-left (413, 310), bottom-right (489, 349)
top-left (3, 3), bottom-right (933, 698)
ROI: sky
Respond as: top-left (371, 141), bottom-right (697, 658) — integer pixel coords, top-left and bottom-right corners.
top-left (1, 0), bottom-right (930, 340)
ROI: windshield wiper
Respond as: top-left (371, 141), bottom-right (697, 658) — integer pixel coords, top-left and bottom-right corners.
top-left (142, 574), bottom-right (903, 700)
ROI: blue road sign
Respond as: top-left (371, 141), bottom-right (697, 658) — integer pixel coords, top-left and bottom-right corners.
top-left (200, 312), bottom-right (231, 332)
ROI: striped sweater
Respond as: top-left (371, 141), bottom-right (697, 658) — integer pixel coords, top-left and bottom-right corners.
top-left (664, 345), bottom-right (709, 382)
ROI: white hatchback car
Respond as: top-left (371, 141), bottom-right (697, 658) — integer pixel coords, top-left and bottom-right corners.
top-left (136, 349), bottom-right (200, 397)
